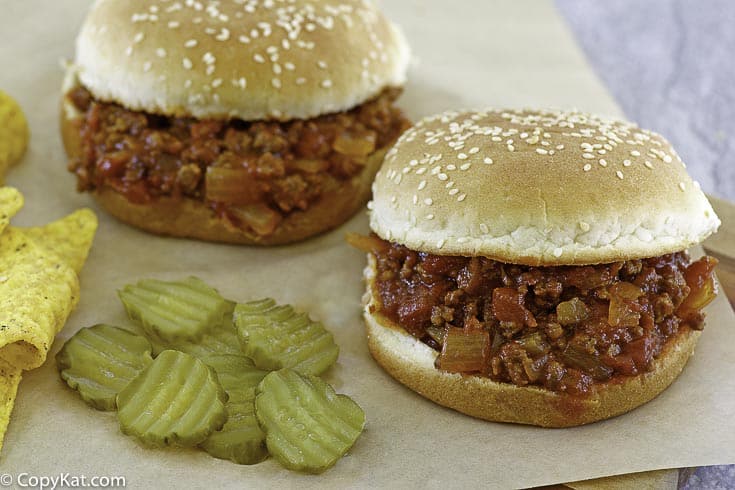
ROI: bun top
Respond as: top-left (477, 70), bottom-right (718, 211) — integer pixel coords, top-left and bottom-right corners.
top-left (73, 0), bottom-right (410, 121)
top-left (370, 109), bottom-right (720, 265)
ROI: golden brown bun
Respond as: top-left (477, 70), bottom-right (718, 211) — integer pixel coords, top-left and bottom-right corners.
top-left (362, 256), bottom-right (700, 427)
top-left (61, 110), bottom-right (385, 245)
top-left (74, 0), bottom-right (410, 121)
top-left (370, 109), bottom-right (720, 265)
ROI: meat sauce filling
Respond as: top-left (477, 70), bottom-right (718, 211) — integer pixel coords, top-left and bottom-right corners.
top-left (67, 87), bottom-right (410, 236)
top-left (355, 234), bottom-right (718, 395)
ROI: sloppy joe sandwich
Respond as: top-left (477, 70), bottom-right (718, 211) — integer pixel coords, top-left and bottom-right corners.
top-left (62, 0), bottom-right (411, 244)
top-left (350, 108), bottom-right (721, 427)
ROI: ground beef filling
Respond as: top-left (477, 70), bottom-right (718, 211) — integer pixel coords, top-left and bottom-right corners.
top-left (67, 87), bottom-right (410, 236)
top-left (361, 235), bottom-right (717, 395)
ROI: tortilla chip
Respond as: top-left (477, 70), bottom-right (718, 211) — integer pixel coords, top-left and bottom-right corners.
top-left (0, 91), bottom-right (29, 183)
top-left (0, 227), bottom-right (79, 371)
top-left (0, 358), bottom-right (21, 452)
top-left (20, 208), bottom-right (98, 274)
top-left (0, 187), bottom-right (23, 234)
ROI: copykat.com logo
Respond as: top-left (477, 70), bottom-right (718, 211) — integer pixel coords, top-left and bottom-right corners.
top-left (0, 473), bottom-right (126, 490)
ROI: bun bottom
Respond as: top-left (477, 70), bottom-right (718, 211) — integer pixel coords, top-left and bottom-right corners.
top-left (362, 257), bottom-right (700, 427)
top-left (61, 100), bottom-right (387, 245)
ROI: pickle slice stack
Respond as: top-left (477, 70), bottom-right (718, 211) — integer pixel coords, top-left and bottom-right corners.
top-left (200, 355), bottom-right (269, 464)
top-left (56, 324), bottom-right (153, 411)
top-left (116, 350), bottom-right (227, 448)
top-left (147, 312), bottom-right (241, 358)
top-left (255, 369), bottom-right (365, 474)
top-left (234, 299), bottom-right (339, 375)
top-left (118, 277), bottom-right (230, 343)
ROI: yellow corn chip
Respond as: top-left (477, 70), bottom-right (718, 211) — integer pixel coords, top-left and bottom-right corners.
top-left (0, 227), bottom-right (79, 371)
top-left (20, 208), bottom-right (98, 274)
top-left (0, 91), bottom-right (29, 182)
top-left (0, 358), bottom-right (21, 453)
top-left (0, 187), bottom-right (23, 234)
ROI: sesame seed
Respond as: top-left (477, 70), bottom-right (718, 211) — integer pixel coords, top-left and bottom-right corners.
top-left (679, 182), bottom-right (686, 191)
top-left (215, 28), bottom-right (230, 41)
top-left (212, 78), bottom-right (222, 88)
top-left (583, 153), bottom-right (594, 159)
top-left (479, 223), bottom-right (489, 234)
top-left (599, 158), bottom-right (607, 167)
top-left (412, 195), bottom-right (418, 205)
top-left (317, 60), bottom-right (328, 69)
top-left (484, 158), bottom-right (493, 164)
top-left (253, 54), bottom-right (265, 63)
top-left (424, 198), bottom-right (433, 205)
top-left (623, 159), bottom-right (632, 166)
top-left (321, 79), bottom-right (333, 88)
top-left (415, 167), bottom-right (427, 175)
top-left (238, 35), bottom-right (250, 44)
top-left (418, 180), bottom-right (427, 190)
top-left (448, 188), bottom-right (459, 196)
top-left (437, 173), bottom-right (448, 181)
top-left (184, 39), bottom-right (198, 48)
top-left (579, 221), bottom-right (590, 232)
top-left (644, 161), bottom-right (653, 169)
top-left (553, 248), bottom-right (563, 258)
top-left (457, 194), bottom-right (466, 202)
top-left (556, 144), bottom-right (565, 150)
top-left (284, 62), bottom-right (295, 71)
top-left (437, 239), bottom-right (445, 249)
top-left (203, 52), bottom-right (215, 64)
top-left (457, 153), bottom-right (468, 160)
top-left (426, 214), bottom-right (435, 220)
top-left (631, 150), bottom-right (641, 156)
top-left (168, 21), bottom-right (180, 29)
top-left (583, 164), bottom-right (592, 172)
top-left (296, 77), bottom-right (307, 85)
top-left (156, 48), bottom-right (166, 58)
top-left (469, 147), bottom-right (480, 154)
top-left (536, 148), bottom-right (548, 155)
top-left (460, 163), bottom-right (471, 171)
top-left (507, 144), bottom-right (515, 152)
top-left (663, 154), bottom-right (673, 163)
top-left (133, 32), bottom-right (144, 44)
top-left (616, 170), bottom-right (624, 179)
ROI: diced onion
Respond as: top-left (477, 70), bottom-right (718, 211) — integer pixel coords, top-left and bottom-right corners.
top-left (205, 166), bottom-right (261, 205)
top-left (677, 256), bottom-right (719, 317)
top-left (228, 203), bottom-right (282, 236)
top-left (345, 233), bottom-right (390, 254)
top-left (333, 130), bottom-right (377, 156)
top-left (608, 282), bottom-right (642, 327)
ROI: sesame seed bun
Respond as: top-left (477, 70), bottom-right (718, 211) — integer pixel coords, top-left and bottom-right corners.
top-left (369, 109), bottom-right (720, 266)
top-left (362, 257), bottom-right (701, 427)
top-left (73, 0), bottom-right (410, 121)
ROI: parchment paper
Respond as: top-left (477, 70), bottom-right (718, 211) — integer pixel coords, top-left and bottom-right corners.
top-left (1, 1), bottom-right (734, 488)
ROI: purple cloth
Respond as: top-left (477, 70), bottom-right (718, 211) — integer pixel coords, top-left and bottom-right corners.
top-left (556, 0), bottom-right (735, 203)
